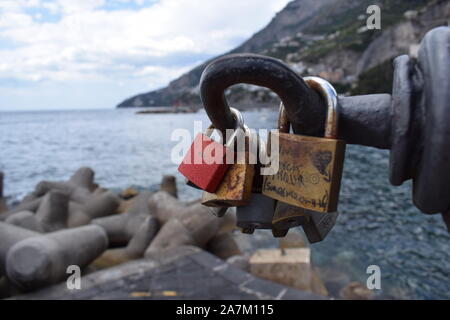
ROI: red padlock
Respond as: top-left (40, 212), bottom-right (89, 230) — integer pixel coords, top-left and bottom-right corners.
top-left (178, 108), bottom-right (244, 193)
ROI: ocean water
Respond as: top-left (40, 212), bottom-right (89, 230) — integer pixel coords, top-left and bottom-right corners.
top-left (0, 108), bottom-right (449, 299)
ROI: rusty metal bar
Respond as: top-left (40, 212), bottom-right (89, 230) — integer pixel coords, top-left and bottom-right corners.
top-left (200, 53), bottom-right (393, 149)
top-left (200, 53), bottom-right (326, 138)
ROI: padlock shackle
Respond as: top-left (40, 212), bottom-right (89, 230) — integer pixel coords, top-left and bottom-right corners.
top-left (223, 108), bottom-right (246, 149)
top-left (200, 53), bottom-right (394, 147)
top-left (278, 103), bottom-right (290, 134)
top-left (204, 107), bottom-right (244, 142)
top-left (278, 77), bottom-right (339, 139)
top-left (200, 53), bottom-right (326, 137)
top-left (304, 77), bottom-right (339, 139)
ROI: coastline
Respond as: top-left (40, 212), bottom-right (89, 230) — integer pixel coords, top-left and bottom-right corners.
top-left (1, 162), bottom-right (447, 300)
top-left (0, 168), bottom-right (345, 300)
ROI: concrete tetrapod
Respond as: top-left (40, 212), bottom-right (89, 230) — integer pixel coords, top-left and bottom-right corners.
top-left (0, 171), bottom-right (6, 213)
top-left (35, 190), bottom-right (69, 232)
top-left (0, 222), bottom-right (40, 276)
top-left (160, 175), bottom-right (178, 198)
top-left (0, 171), bottom-right (3, 199)
top-left (205, 233), bottom-right (241, 260)
top-left (6, 225), bottom-right (108, 291)
top-left (144, 202), bottom-right (232, 256)
top-left (5, 211), bottom-right (45, 233)
top-left (67, 191), bottom-right (120, 228)
top-left (67, 201), bottom-right (91, 228)
top-left (91, 191), bottom-right (154, 246)
top-left (149, 191), bottom-right (236, 231)
top-left (0, 167), bottom-right (96, 222)
top-left (33, 167), bottom-right (96, 198)
top-left (92, 216), bottom-right (160, 269)
top-left (6, 190), bottom-right (70, 232)
top-left (0, 196), bottom-right (43, 222)
top-left (148, 191), bottom-right (184, 225)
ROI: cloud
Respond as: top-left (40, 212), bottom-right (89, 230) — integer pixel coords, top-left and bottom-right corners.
top-left (0, 0), bottom-right (291, 110)
top-left (55, 0), bottom-right (106, 14)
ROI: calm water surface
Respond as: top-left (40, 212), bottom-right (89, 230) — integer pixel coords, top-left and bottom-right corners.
top-left (0, 108), bottom-right (448, 299)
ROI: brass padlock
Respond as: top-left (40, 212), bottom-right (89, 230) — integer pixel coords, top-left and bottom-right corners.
top-left (272, 201), bottom-right (308, 231)
top-left (233, 133), bottom-right (278, 234)
top-left (201, 120), bottom-right (255, 207)
top-left (272, 201), bottom-right (338, 243)
top-left (249, 130), bottom-right (265, 194)
top-left (270, 101), bottom-right (311, 233)
top-left (262, 77), bottom-right (346, 213)
top-left (270, 101), bottom-right (339, 242)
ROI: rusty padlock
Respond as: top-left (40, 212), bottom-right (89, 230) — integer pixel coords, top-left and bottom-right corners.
top-left (270, 102), bottom-right (339, 242)
top-left (201, 122), bottom-right (255, 207)
top-left (249, 129), bottom-right (265, 194)
top-left (270, 104), bottom-right (309, 234)
top-left (262, 77), bottom-right (346, 213)
top-left (235, 134), bottom-right (279, 235)
top-left (272, 201), bottom-right (338, 243)
top-left (178, 108), bottom-right (244, 193)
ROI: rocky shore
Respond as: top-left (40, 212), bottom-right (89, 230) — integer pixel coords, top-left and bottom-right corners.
top-left (0, 168), bottom-right (372, 300)
top-left (135, 106), bottom-right (199, 114)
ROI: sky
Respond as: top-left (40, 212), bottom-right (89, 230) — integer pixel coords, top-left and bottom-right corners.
top-left (0, 0), bottom-right (291, 111)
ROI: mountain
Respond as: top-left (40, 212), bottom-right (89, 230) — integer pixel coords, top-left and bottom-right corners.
top-left (117, 0), bottom-right (449, 108)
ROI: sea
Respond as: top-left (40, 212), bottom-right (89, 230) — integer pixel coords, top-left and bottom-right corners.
top-left (0, 108), bottom-right (449, 299)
